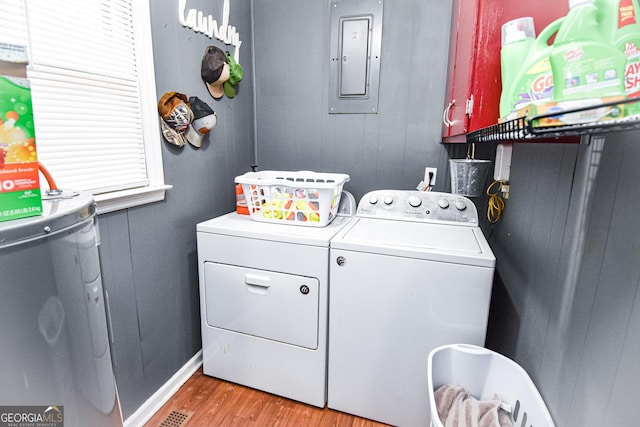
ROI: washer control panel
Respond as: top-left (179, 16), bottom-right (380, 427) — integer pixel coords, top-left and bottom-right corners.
top-left (356, 190), bottom-right (478, 225)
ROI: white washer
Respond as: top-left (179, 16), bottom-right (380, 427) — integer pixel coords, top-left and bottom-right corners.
top-left (196, 193), bottom-right (355, 407)
top-left (328, 190), bottom-right (495, 426)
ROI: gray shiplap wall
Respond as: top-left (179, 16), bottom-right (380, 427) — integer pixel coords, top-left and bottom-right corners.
top-left (98, 0), bottom-right (255, 418)
top-left (487, 134), bottom-right (640, 426)
top-left (252, 0), bottom-right (454, 199)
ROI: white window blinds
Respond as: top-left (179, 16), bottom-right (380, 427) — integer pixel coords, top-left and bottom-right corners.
top-left (0, 0), bottom-right (28, 63)
top-left (24, 0), bottom-right (150, 195)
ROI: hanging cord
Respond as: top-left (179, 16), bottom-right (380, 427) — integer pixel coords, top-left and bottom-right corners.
top-left (486, 180), bottom-right (506, 223)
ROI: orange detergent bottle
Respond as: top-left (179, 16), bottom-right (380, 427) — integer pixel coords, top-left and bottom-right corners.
top-left (235, 183), bottom-right (249, 215)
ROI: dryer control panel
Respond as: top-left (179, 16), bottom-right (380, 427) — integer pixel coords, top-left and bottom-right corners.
top-left (356, 190), bottom-right (478, 225)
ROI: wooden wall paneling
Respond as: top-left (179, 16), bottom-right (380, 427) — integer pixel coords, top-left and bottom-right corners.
top-left (323, 113), bottom-right (370, 199)
top-left (486, 142), bottom-right (581, 423)
top-left (488, 144), bottom-right (548, 353)
top-left (253, 0), bottom-right (325, 172)
top-left (562, 134), bottom-right (640, 426)
top-left (98, 212), bottom-right (146, 416)
top-left (254, 0), bottom-right (452, 200)
top-left (535, 142), bottom-right (594, 409)
top-left (373, 2), bottom-right (415, 192)
top-left (537, 139), bottom-right (614, 424)
top-left (127, 202), bottom-right (197, 392)
top-left (489, 132), bottom-right (640, 426)
top-left (97, 0), bottom-right (256, 419)
top-left (513, 145), bottom-right (576, 374)
top-left (403, 0), bottom-right (452, 190)
top-left (602, 287), bottom-right (640, 426)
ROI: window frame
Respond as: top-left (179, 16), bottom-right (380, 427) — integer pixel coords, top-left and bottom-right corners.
top-left (21, 0), bottom-right (170, 215)
top-left (91, 0), bottom-right (171, 214)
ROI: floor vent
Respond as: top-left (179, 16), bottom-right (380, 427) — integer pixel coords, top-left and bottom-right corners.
top-left (159, 410), bottom-right (190, 427)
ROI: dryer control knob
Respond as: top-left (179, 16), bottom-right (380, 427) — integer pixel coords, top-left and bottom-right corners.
top-left (438, 199), bottom-right (450, 209)
top-left (368, 195), bottom-right (379, 205)
top-left (455, 200), bottom-right (467, 211)
top-left (383, 196), bottom-right (394, 205)
top-left (408, 195), bottom-right (422, 208)
top-left (336, 256), bottom-right (347, 266)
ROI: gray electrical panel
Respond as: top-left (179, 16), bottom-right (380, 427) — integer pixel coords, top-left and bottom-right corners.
top-left (329, 0), bottom-right (383, 114)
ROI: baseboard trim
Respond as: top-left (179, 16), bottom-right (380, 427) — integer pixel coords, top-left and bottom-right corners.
top-left (123, 350), bottom-right (203, 427)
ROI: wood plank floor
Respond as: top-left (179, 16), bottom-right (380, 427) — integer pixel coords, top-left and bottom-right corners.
top-left (144, 368), bottom-right (392, 427)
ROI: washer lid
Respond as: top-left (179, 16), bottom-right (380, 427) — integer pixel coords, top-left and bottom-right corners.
top-left (331, 217), bottom-right (495, 267)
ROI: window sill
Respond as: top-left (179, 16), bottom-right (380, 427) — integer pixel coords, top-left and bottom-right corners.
top-left (93, 184), bottom-right (173, 215)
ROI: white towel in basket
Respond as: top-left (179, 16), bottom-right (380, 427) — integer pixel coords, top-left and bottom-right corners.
top-left (434, 385), bottom-right (513, 427)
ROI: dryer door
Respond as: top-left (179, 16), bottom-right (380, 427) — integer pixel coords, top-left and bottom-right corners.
top-left (204, 262), bottom-right (320, 349)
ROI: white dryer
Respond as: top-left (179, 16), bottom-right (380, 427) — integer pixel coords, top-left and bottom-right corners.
top-left (196, 193), bottom-right (355, 407)
top-left (327, 190), bottom-right (495, 426)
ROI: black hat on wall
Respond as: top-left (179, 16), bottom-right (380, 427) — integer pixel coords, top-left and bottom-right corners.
top-left (201, 45), bottom-right (230, 99)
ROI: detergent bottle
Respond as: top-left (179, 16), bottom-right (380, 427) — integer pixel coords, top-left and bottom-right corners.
top-left (499, 17), bottom-right (535, 116)
top-left (595, 0), bottom-right (640, 113)
top-left (499, 18), bottom-right (564, 118)
top-left (235, 183), bottom-right (249, 215)
top-left (550, 0), bottom-right (627, 101)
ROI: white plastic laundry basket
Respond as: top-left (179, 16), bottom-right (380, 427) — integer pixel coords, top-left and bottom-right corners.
top-left (235, 170), bottom-right (349, 227)
top-left (428, 344), bottom-right (555, 427)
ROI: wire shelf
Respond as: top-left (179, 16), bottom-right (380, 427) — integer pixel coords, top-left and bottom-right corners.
top-left (466, 97), bottom-right (640, 143)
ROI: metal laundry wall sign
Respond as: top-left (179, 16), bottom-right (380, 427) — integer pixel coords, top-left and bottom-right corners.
top-left (178, 0), bottom-right (242, 62)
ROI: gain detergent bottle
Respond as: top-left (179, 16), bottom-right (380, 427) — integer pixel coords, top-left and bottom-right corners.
top-left (595, 0), bottom-right (640, 114)
top-left (550, 0), bottom-right (627, 101)
top-left (499, 18), bottom-right (564, 118)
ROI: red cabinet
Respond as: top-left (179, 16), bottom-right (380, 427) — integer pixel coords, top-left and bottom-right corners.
top-left (442, 0), bottom-right (569, 142)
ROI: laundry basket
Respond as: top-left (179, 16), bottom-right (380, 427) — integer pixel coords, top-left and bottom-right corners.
top-left (235, 170), bottom-right (350, 227)
top-left (428, 344), bottom-right (555, 427)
